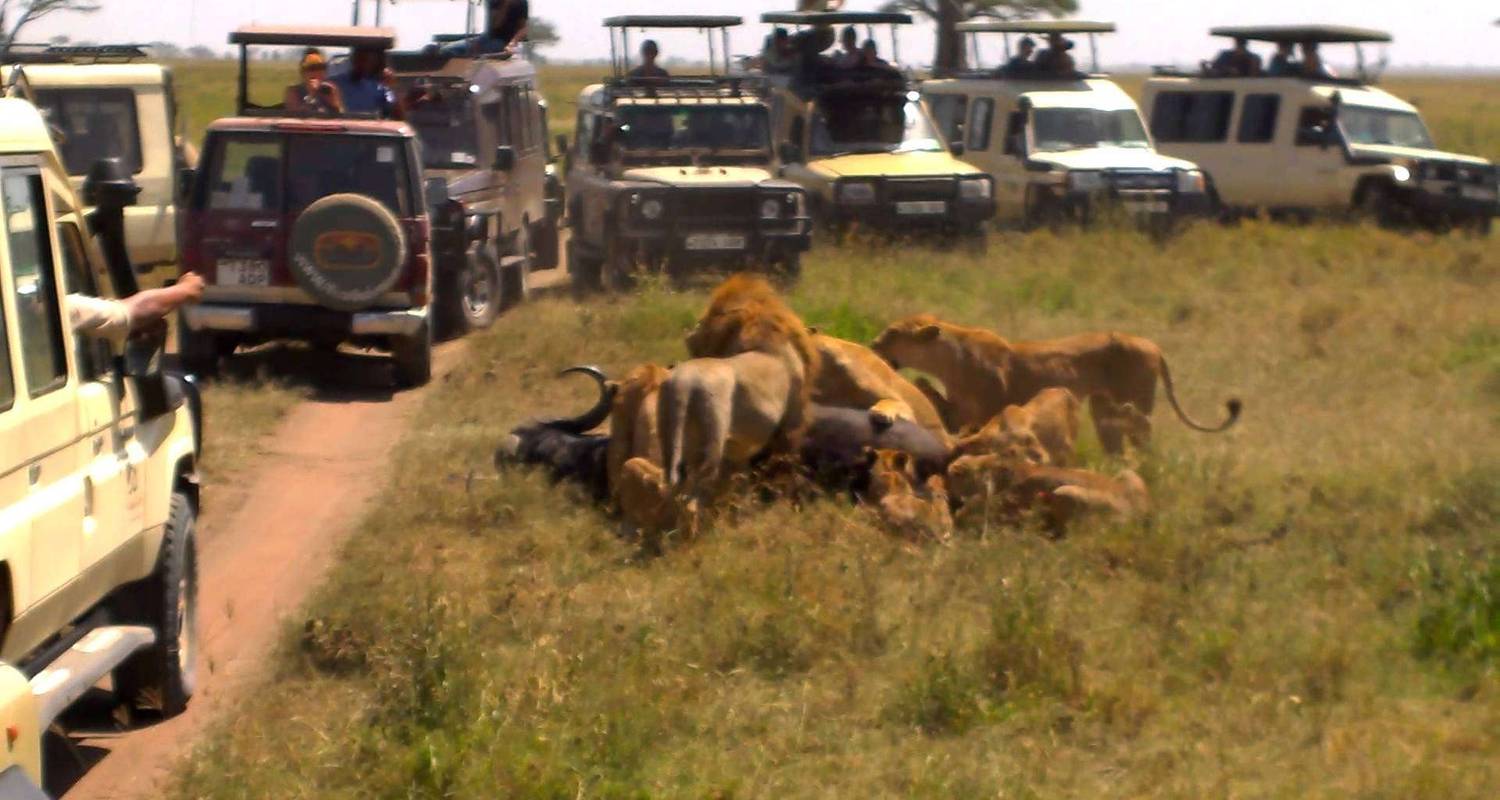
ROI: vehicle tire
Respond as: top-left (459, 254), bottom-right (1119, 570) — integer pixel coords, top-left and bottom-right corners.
top-left (769, 253), bottom-right (802, 287)
top-left (288, 193), bottom-right (407, 312)
top-left (177, 321), bottom-right (220, 378)
top-left (567, 239), bottom-right (603, 296)
top-left (500, 225), bottom-right (532, 310)
top-left (392, 318), bottom-right (433, 388)
top-left (1355, 182), bottom-right (1400, 228)
top-left (114, 490), bottom-right (198, 718)
top-left (532, 217), bottom-right (560, 270)
top-left (439, 247), bottom-right (500, 338)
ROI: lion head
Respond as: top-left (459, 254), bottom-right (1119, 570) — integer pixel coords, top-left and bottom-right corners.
top-left (686, 274), bottom-right (820, 380)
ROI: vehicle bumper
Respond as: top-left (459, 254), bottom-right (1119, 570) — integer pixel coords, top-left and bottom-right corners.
top-left (828, 200), bottom-right (994, 230)
top-left (616, 218), bottom-right (814, 260)
top-left (1042, 188), bottom-right (1214, 222)
top-left (1405, 186), bottom-right (1499, 217)
top-left (183, 303), bottom-right (429, 338)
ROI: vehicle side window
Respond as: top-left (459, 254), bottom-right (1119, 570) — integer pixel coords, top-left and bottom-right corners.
top-left (206, 137), bottom-right (282, 212)
top-left (1295, 107), bottom-right (1334, 147)
top-left (33, 88), bottom-right (144, 177)
top-left (1150, 91), bottom-right (1234, 143)
top-left (3, 169), bottom-right (69, 397)
top-left (927, 94), bottom-right (967, 146)
top-left (56, 220), bottom-right (109, 382)
top-left (1002, 111), bottom-right (1025, 155)
top-left (967, 98), bottom-right (994, 152)
top-left (1238, 94), bottom-right (1280, 143)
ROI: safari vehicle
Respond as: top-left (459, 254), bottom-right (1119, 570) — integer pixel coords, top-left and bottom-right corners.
top-left (1, 44), bottom-right (194, 287)
top-left (564, 16), bottom-right (811, 289)
top-left (179, 26), bottom-right (436, 386)
top-left (1142, 26), bottom-right (1499, 230)
top-left (0, 96), bottom-right (202, 796)
top-left (754, 11), bottom-right (994, 235)
top-left (388, 39), bottom-right (556, 337)
top-left (922, 22), bottom-right (1214, 227)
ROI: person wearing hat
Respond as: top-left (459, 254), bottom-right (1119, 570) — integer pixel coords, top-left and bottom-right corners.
top-left (1003, 36), bottom-right (1038, 75)
top-left (1035, 32), bottom-right (1076, 75)
top-left (285, 49), bottom-right (344, 115)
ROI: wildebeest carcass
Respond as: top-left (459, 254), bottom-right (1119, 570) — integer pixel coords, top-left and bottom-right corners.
top-left (496, 366), bottom-right (615, 500)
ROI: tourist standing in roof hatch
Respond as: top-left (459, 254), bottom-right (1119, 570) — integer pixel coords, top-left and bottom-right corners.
top-left (443, 0), bottom-right (529, 57)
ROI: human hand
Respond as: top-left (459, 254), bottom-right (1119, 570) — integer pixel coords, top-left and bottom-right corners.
top-left (177, 272), bottom-right (206, 303)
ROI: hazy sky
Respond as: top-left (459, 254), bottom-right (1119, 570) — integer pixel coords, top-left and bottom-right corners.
top-left (29, 0), bottom-right (1500, 70)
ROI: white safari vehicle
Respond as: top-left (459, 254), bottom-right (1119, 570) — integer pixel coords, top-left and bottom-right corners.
top-left (923, 21), bottom-right (1214, 226)
top-left (1, 45), bottom-right (195, 285)
top-left (1142, 26), bottom-right (1499, 230)
top-left (0, 96), bottom-right (201, 796)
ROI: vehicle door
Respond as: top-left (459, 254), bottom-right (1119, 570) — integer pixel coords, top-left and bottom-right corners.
top-left (0, 161), bottom-right (85, 632)
top-left (989, 98), bottom-right (1029, 219)
top-left (1223, 92), bottom-right (1282, 206)
top-left (515, 82), bottom-right (549, 237)
top-left (188, 133), bottom-right (286, 301)
top-left (1283, 104), bottom-right (1346, 208)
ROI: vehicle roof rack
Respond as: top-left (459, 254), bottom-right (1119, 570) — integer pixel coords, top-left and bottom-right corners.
top-left (2, 43), bottom-right (152, 64)
top-left (604, 74), bottom-right (768, 100)
top-left (760, 11), bottom-right (913, 26)
top-left (229, 25), bottom-right (397, 49)
top-left (603, 16), bottom-right (743, 29)
top-left (957, 20), bottom-right (1115, 35)
top-left (1209, 25), bottom-right (1392, 44)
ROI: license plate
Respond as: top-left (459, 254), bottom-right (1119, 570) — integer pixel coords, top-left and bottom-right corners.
top-left (217, 258), bottom-right (270, 287)
top-left (1460, 185), bottom-right (1494, 201)
top-left (685, 233), bottom-right (747, 251)
top-left (896, 200), bottom-right (947, 216)
top-left (1129, 201), bottom-right (1171, 214)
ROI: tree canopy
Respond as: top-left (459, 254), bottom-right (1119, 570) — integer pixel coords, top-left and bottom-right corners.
top-left (880, 0), bottom-right (1079, 75)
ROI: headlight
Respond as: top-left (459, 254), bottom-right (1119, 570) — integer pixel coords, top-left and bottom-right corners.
top-left (1068, 171), bottom-right (1104, 192)
top-left (1175, 169), bottom-right (1207, 194)
top-left (1390, 164), bottom-right (1413, 184)
top-left (959, 177), bottom-right (993, 201)
top-left (760, 198), bottom-right (782, 219)
top-left (837, 181), bottom-right (876, 205)
top-left (640, 198), bottom-right (665, 221)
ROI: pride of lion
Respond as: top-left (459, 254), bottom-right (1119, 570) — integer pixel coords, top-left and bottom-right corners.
top-left (501, 275), bottom-right (1241, 545)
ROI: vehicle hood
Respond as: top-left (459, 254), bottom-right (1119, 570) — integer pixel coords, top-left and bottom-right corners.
top-left (1030, 147), bottom-right (1198, 173)
top-left (810, 151), bottom-right (983, 179)
top-left (619, 165), bottom-right (779, 188)
top-left (1347, 144), bottom-right (1493, 168)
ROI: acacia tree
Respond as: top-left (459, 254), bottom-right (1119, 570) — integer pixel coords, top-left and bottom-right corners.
top-left (881, 0), bottom-right (1077, 75)
top-left (0, 0), bottom-right (101, 59)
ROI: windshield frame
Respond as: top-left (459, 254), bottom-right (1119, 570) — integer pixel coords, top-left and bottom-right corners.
top-left (1028, 105), bottom-right (1153, 154)
top-left (808, 94), bottom-right (946, 158)
top-left (1337, 104), bottom-right (1435, 150)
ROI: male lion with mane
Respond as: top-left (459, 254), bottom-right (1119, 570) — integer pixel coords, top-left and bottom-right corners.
top-left (873, 315), bottom-right (1241, 454)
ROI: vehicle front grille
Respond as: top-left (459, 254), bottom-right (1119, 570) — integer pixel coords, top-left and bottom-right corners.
top-left (672, 191), bottom-right (759, 222)
top-left (885, 178), bottom-right (957, 202)
top-left (1107, 171), bottom-right (1175, 192)
top-left (1425, 161), bottom-right (1495, 186)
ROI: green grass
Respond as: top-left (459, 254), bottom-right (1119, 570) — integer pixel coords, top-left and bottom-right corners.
top-left (171, 217), bottom-right (1500, 798)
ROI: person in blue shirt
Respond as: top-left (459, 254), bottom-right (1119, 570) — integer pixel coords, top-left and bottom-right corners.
top-left (332, 48), bottom-right (396, 117)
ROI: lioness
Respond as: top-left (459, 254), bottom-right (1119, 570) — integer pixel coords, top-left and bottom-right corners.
top-left (866, 449), bottom-right (953, 542)
top-left (952, 386), bottom-right (1081, 466)
top-left (873, 315), bottom-right (1241, 454)
top-left (947, 454), bottom-right (1150, 532)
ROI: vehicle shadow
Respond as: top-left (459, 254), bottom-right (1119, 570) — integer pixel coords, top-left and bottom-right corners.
top-left (44, 689), bottom-right (137, 797)
top-left (172, 343), bottom-right (406, 404)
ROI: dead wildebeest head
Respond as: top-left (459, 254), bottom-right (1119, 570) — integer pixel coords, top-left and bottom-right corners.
top-left (496, 366), bottom-right (616, 501)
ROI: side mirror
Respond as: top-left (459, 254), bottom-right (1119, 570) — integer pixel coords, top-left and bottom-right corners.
top-left (176, 166), bottom-right (196, 205)
top-left (779, 142), bottom-right (804, 164)
top-left (555, 134), bottom-right (569, 157)
top-left (125, 334), bottom-right (171, 419)
top-left (949, 141), bottom-right (966, 157)
top-left (84, 157), bottom-right (141, 297)
top-left (424, 177), bottom-right (449, 211)
top-left (493, 145), bottom-right (516, 172)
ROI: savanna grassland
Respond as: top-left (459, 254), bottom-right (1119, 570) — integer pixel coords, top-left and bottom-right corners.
top-left (167, 62), bottom-right (1499, 797)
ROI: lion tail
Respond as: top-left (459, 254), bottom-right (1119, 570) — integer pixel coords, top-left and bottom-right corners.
top-left (658, 375), bottom-right (688, 488)
top-left (1159, 357), bottom-right (1242, 433)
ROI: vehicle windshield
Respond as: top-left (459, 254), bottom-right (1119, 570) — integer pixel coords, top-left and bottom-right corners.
top-left (1030, 107), bottom-right (1151, 152)
top-left (202, 133), bottom-right (411, 216)
top-left (403, 83), bottom-right (480, 169)
top-left (32, 88), bottom-right (143, 177)
top-left (809, 96), bottom-right (944, 157)
top-left (616, 105), bottom-right (771, 154)
top-left (1338, 106), bottom-right (1434, 150)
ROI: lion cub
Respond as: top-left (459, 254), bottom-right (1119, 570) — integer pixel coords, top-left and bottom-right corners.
top-left (865, 449), bottom-right (953, 542)
top-left (946, 454), bottom-right (1150, 532)
top-left (952, 387), bottom-right (1081, 466)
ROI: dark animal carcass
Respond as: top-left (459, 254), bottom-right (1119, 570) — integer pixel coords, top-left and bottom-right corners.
top-left (496, 366), bottom-right (614, 501)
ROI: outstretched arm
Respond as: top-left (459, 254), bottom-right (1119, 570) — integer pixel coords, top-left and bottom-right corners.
top-left (122, 273), bottom-right (205, 332)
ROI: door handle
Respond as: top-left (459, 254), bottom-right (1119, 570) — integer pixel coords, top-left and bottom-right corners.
top-left (28, 464), bottom-right (41, 485)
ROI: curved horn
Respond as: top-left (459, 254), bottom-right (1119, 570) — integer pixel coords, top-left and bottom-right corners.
top-left (549, 365), bottom-right (616, 434)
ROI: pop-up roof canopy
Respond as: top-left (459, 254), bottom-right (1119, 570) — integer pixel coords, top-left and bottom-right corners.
top-left (1210, 25), bottom-right (1392, 44)
top-left (760, 12), bottom-right (913, 26)
top-left (604, 15), bottom-right (743, 29)
top-left (229, 25), bottom-right (397, 49)
top-left (957, 20), bottom-right (1116, 35)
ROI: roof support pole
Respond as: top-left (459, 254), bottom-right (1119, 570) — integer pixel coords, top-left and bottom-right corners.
top-left (237, 44), bottom-right (248, 114)
top-left (1089, 33), bottom-right (1099, 74)
top-left (707, 27), bottom-right (717, 77)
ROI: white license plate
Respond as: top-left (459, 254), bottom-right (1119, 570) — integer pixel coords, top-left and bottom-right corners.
top-left (896, 200), bottom-right (947, 216)
top-left (1461, 185), bottom-right (1494, 201)
top-left (1129, 201), bottom-right (1171, 214)
top-left (685, 233), bottom-right (747, 251)
top-left (217, 258), bottom-right (270, 287)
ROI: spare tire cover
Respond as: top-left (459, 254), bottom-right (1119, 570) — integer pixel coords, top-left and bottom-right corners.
top-left (289, 193), bottom-right (407, 312)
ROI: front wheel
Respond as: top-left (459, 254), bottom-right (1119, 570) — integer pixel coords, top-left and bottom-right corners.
top-left (567, 239), bottom-right (603, 296)
top-left (114, 491), bottom-right (198, 717)
top-left (500, 225), bottom-right (533, 310)
top-left (392, 319), bottom-right (433, 388)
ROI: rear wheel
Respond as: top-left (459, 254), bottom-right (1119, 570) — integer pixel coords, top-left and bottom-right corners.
top-left (392, 319), bottom-right (433, 388)
top-left (114, 491), bottom-right (198, 717)
top-left (532, 216), bottom-right (560, 270)
top-left (500, 225), bottom-right (533, 310)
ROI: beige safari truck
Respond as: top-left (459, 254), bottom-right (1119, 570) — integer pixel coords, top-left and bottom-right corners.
top-left (922, 21), bottom-right (1214, 227)
top-left (1, 45), bottom-right (194, 289)
top-left (0, 94), bottom-right (203, 796)
top-left (1142, 26), bottom-right (1499, 231)
top-left (179, 26), bottom-right (437, 386)
top-left (563, 16), bottom-right (812, 290)
top-left (388, 38), bottom-right (556, 337)
top-left (753, 11), bottom-right (994, 236)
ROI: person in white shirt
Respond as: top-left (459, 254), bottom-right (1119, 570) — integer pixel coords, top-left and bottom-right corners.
top-left (68, 273), bottom-right (205, 342)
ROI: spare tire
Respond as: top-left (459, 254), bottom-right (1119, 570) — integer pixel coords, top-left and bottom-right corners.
top-left (289, 193), bottom-right (407, 312)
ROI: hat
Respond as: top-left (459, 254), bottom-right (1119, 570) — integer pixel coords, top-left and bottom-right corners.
top-left (1019, 36), bottom-right (1036, 48)
top-left (301, 51), bottom-right (328, 71)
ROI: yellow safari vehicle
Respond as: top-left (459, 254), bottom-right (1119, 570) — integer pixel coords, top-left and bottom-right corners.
top-left (922, 21), bottom-right (1214, 227)
top-left (1142, 26), bottom-right (1498, 231)
top-left (754, 11), bottom-right (994, 235)
top-left (0, 95), bottom-right (202, 796)
top-left (564, 16), bottom-right (812, 289)
top-left (1, 45), bottom-right (196, 287)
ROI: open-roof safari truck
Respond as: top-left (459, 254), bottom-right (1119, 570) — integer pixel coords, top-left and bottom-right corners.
top-left (752, 11), bottom-right (994, 238)
top-left (922, 21), bottom-right (1214, 229)
top-left (0, 44), bottom-right (195, 288)
top-left (179, 26), bottom-right (437, 386)
top-left (1142, 25), bottom-right (1498, 232)
top-left (563, 16), bottom-right (811, 290)
top-left (388, 23), bottom-right (557, 337)
top-left (0, 84), bottom-right (203, 796)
